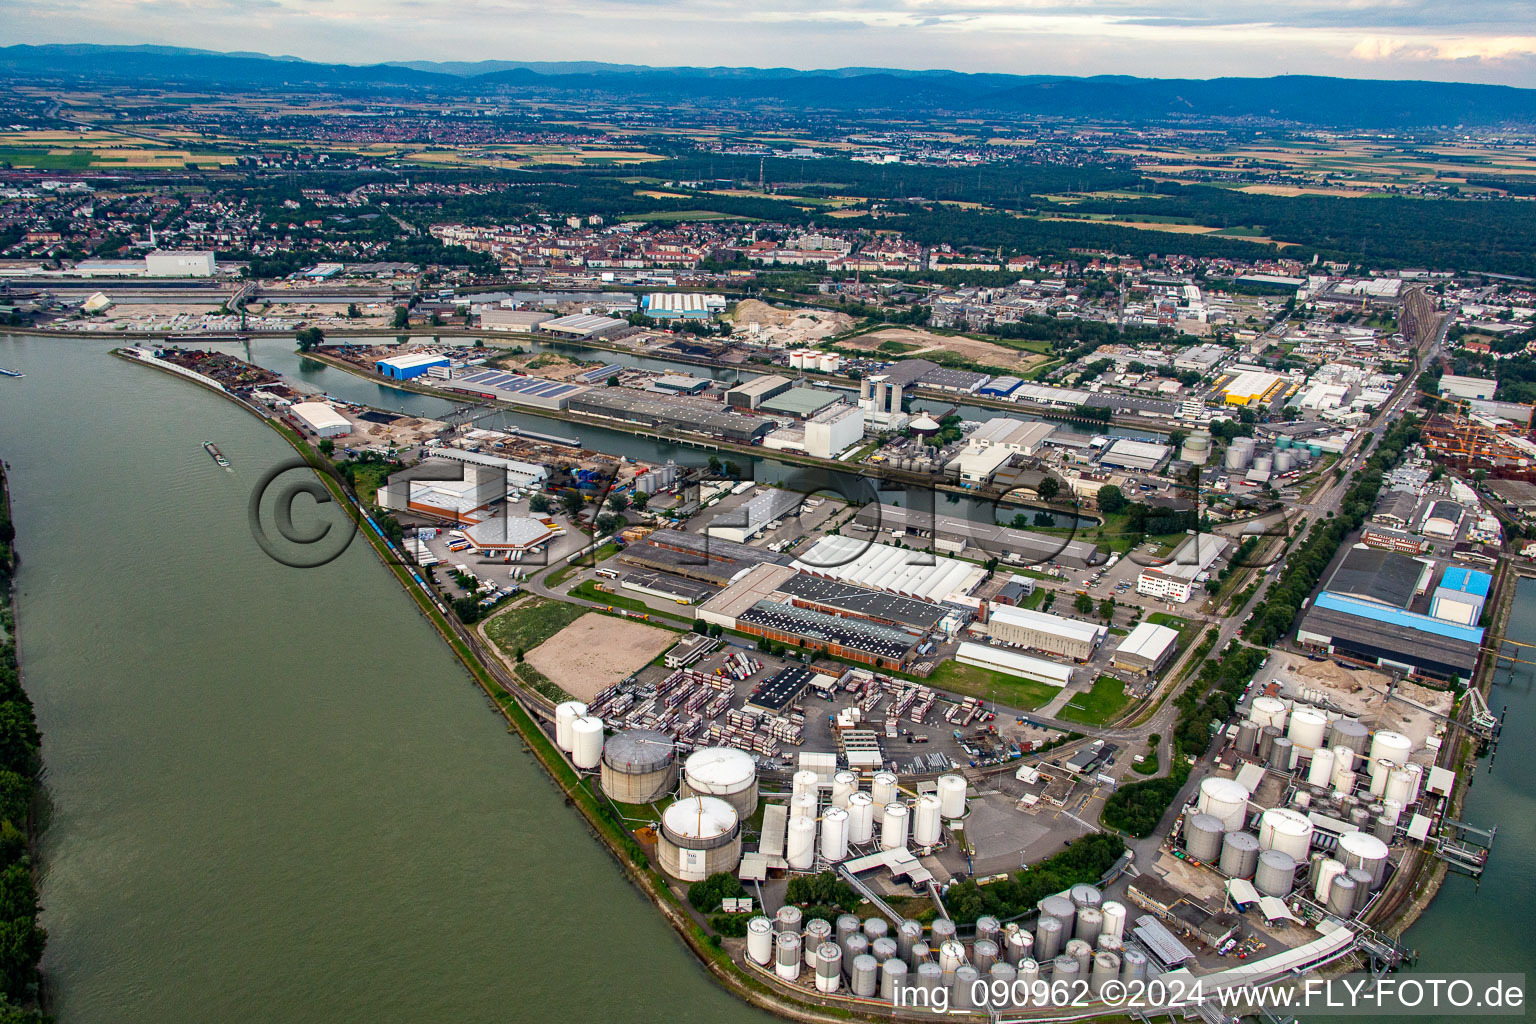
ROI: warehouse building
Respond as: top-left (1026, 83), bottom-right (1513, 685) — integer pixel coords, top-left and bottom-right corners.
top-left (955, 641), bottom-right (1073, 687)
top-left (285, 401), bottom-right (351, 439)
top-left (540, 313), bottom-right (629, 339)
top-left (736, 600), bottom-right (921, 670)
top-left (1220, 370), bottom-right (1287, 406)
top-left (1296, 591), bottom-right (1483, 683)
top-left (1112, 621), bottom-right (1180, 674)
top-left (759, 387), bottom-right (843, 420)
top-left (566, 389), bottom-right (772, 442)
top-left (698, 562), bottom-right (946, 639)
top-left (1439, 374), bottom-right (1497, 401)
top-left (145, 249), bottom-right (216, 277)
top-left (1099, 438), bottom-right (1172, 472)
top-left (463, 515), bottom-right (556, 554)
top-left (791, 535), bottom-right (987, 604)
top-left (978, 376), bottom-right (1023, 399)
top-left (1325, 546), bottom-right (1431, 608)
top-left (725, 375), bottom-right (794, 410)
top-left (982, 604), bottom-right (1106, 661)
top-left (479, 308), bottom-right (553, 333)
top-left (443, 369), bottom-right (588, 411)
top-left (378, 463), bottom-right (504, 524)
top-left (431, 446), bottom-right (548, 490)
top-left (1136, 533), bottom-right (1228, 604)
top-left (953, 444), bottom-right (1016, 486)
top-left (643, 292), bottom-right (724, 320)
top-left (850, 502), bottom-right (1102, 568)
top-left (966, 418), bottom-right (1055, 455)
top-left (620, 529), bottom-right (788, 587)
top-left (1430, 566), bottom-right (1492, 626)
top-left (375, 352), bottom-right (451, 380)
top-left (705, 487), bottom-right (805, 543)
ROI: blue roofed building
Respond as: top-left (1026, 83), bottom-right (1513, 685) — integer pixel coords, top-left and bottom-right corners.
top-left (1430, 566), bottom-right (1492, 626)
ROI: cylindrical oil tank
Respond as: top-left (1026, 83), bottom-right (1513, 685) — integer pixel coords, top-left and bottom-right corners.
top-left (973, 939), bottom-right (999, 973)
top-left (786, 815), bottom-right (816, 870)
top-left (1370, 730), bottom-right (1413, 765)
top-left (916, 961), bottom-right (942, 998)
top-left (1350, 806), bottom-right (1372, 830)
top-left (1253, 455), bottom-right (1274, 476)
top-left (1331, 719), bottom-right (1369, 755)
top-left (820, 806), bottom-right (850, 863)
top-left (881, 803), bottom-right (909, 850)
top-left (1018, 957), bottom-right (1041, 997)
top-left (1184, 813), bottom-right (1225, 862)
top-left (1052, 956), bottom-right (1081, 998)
top-left (881, 958), bottom-right (909, 1003)
top-left (1259, 807), bottom-right (1314, 860)
top-left (1385, 768), bottom-right (1415, 806)
top-left (1220, 830), bottom-right (1261, 879)
top-left (913, 793), bottom-right (943, 847)
top-left (938, 939), bottom-right (965, 984)
top-left (570, 715), bottom-right (604, 770)
top-left (952, 965), bottom-right (980, 1009)
top-left (1292, 790), bottom-right (1313, 812)
top-left (1224, 446), bottom-right (1252, 472)
top-left (1258, 725), bottom-right (1279, 762)
top-left (1347, 868), bottom-right (1374, 912)
top-left (815, 942), bottom-right (843, 993)
top-left (931, 917), bottom-right (957, 948)
top-left (1333, 769), bottom-right (1359, 800)
top-left (1035, 915), bottom-right (1064, 961)
top-left (681, 747), bottom-right (759, 818)
top-left (1101, 901), bottom-right (1127, 943)
top-left (1308, 747), bottom-right (1336, 789)
top-left (975, 915), bottom-right (1001, 947)
top-left (1271, 736), bottom-right (1295, 770)
top-left (1097, 933), bottom-right (1122, 955)
top-left (658, 796), bottom-right (741, 881)
top-left (1331, 744), bottom-right (1357, 778)
top-left (847, 792), bottom-right (875, 844)
top-left (747, 916), bottom-right (774, 965)
top-left (897, 919), bottom-right (922, 960)
top-left (1251, 696), bottom-right (1288, 730)
top-left (599, 728), bottom-right (676, 803)
top-left (851, 954), bottom-right (879, 998)
top-left (864, 917), bottom-right (889, 944)
top-left (1197, 778), bottom-right (1250, 831)
top-left (872, 937), bottom-right (898, 963)
top-left (845, 934), bottom-right (870, 973)
top-left (872, 772), bottom-right (898, 816)
top-left (1237, 720), bottom-right (1259, 756)
top-left (1074, 907), bottom-right (1103, 946)
top-left (910, 940), bottom-right (931, 970)
top-left (792, 769), bottom-right (819, 802)
top-left (1120, 947), bottom-right (1148, 985)
top-left (1339, 832), bottom-right (1390, 887)
top-left (1255, 849), bottom-right (1297, 897)
top-left (836, 913), bottom-right (861, 950)
top-left (554, 700), bottom-right (587, 751)
top-left (1327, 874), bottom-right (1358, 917)
top-left (832, 770), bottom-right (857, 809)
top-left (1007, 926), bottom-right (1033, 965)
top-left (776, 904), bottom-right (802, 935)
top-left (804, 919), bottom-right (832, 965)
top-left (1404, 763), bottom-right (1424, 803)
top-left (938, 774), bottom-right (968, 818)
top-left (790, 792), bottom-right (817, 820)
top-left (1065, 938), bottom-right (1092, 976)
top-left (1039, 893), bottom-right (1076, 931)
top-left (1091, 951), bottom-right (1119, 997)
top-left (1070, 883), bottom-right (1102, 911)
top-left (1315, 858), bottom-right (1346, 904)
top-left (775, 930), bottom-right (802, 981)
top-left (1288, 708), bottom-right (1328, 750)
top-left (990, 962), bottom-right (1017, 991)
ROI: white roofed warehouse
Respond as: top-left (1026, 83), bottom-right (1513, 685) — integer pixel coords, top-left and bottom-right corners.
top-left (1112, 621), bottom-right (1180, 674)
top-left (285, 402), bottom-right (351, 439)
top-left (956, 641), bottom-right (1074, 687)
top-left (980, 604), bottom-right (1106, 661)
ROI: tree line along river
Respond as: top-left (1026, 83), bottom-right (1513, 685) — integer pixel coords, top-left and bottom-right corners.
top-left (0, 333), bottom-right (1528, 1023)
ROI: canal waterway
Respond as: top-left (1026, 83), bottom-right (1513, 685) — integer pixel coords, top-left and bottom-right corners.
top-left (0, 334), bottom-right (773, 1024)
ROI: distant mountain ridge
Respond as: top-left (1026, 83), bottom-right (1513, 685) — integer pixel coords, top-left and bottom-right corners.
top-left (3, 42), bottom-right (1535, 127)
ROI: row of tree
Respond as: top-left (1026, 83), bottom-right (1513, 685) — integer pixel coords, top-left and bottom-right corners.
top-left (942, 833), bottom-right (1125, 925)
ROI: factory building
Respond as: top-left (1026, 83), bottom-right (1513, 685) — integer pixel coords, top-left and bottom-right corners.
top-left (539, 313), bottom-right (629, 339)
top-left (705, 488), bottom-right (805, 543)
top-left (145, 249), bottom-right (216, 277)
top-left (1325, 546), bottom-right (1431, 608)
top-left (566, 389), bottom-right (773, 442)
top-left (1099, 439), bottom-right (1172, 472)
top-left (850, 502), bottom-right (1102, 568)
top-left (443, 368), bottom-right (587, 411)
top-left (982, 605), bottom-right (1106, 662)
top-left (725, 374), bottom-right (794, 410)
top-left (1438, 375), bottom-right (1497, 401)
top-left (462, 515), bottom-right (556, 554)
top-left (377, 463), bottom-right (504, 524)
top-left (952, 444), bottom-right (1016, 487)
top-left (858, 374), bottom-right (908, 430)
top-left (1136, 534), bottom-right (1228, 604)
top-left (430, 447), bottom-right (548, 490)
top-left (285, 401), bottom-right (351, 439)
top-left (955, 642), bottom-right (1073, 687)
top-left (804, 404), bottom-right (864, 459)
top-left (479, 309), bottom-right (553, 333)
top-left (1112, 622), bottom-right (1180, 674)
top-left (1430, 566), bottom-right (1491, 626)
top-left (759, 387), bottom-right (843, 420)
top-left (1220, 370), bottom-right (1287, 406)
top-left (375, 352), bottom-right (451, 381)
top-left (977, 376), bottom-right (1023, 399)
top-left (1296, 591), bottom-right (1483, 683)
top-left (791, 536), bottom-right (987, 604)
top-left (696, 563), bottom-right (947, 648)
top-left (965, 418), bottom-right (1055, 455)
top-left (736, 600), bottom-right (921, 670)
top-left (620, 529), bottom-right (788, 587)
top-left (642, 292), bottom-right (724, 319)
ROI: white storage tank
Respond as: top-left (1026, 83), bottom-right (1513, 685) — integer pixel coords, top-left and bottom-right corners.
top-left (681, 747), bottom-right (759, 818)
top-left (1385, 767), bottom-right (1416, 806)
top-left (1220, 830), bottom-right (1261, 880)
top-left (1254, 849), bottom-right (1297, 897)
top-left (787, 814), bottom-right (817, 870)
top-left (937, 774), bottom-right (967, 818)
top-left (1315, 858), bottom-right (1346, 904)
top-left (1100, 901), bottom-right (1127, 943)
top-left (1287, 708), bottom-right (1328, 750)
top-left (913, 793), bottom-right (943, 847)
top-left (554, 700), bottom-right (587, 751)
top-left (775, 904), bottom-right (802, 934)
top-left (881, 803), bottom-right (909, 850)
top-left (1259, 806), bottom-right (1315, 860)
top-left (776, 930), bottom-right (802, 981)
top-left (1369, 730), bottom-right (1413, 766)
top-left (599, 728), bottom-right (676, 803)
top-left (832, 770), bottom-right (857, 808)
top-left (658, 796), bottom-right (741, 882)
top-left (872, 772), bottom-right (898, 817)
top-left (847, 792), bottom-right (875, 844)
top-left (1250, 696), bottom-right (1288, 730)
top-left (820, 806), bottom-right (850, 863)
top-left (747, 916), bottom-right (774, 965)
top-left (1183, 813), bottom-right (1224, 862)
top-left (1197, 777), bottom-right (1250, 831)
top-left (570, 715), bottom-right (604, 770)
top-left (793, 769), bottom-right (820, 803)
top-left (1339, 831), bottom-right (1391, 887)
top-left (804, 918), bottom-right (832, 964)
top-left (791, 791), bottom-right (817, 820)
top-left (1307, 747), bottom-right (1336, 789)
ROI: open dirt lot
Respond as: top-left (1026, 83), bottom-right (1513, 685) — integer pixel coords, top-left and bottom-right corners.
top-left (846, 327), bottom-right (1050, 374)
top-left (524, 613), bottom-right (676, 701)
top-left (729, 300), bottom-right (855, 346)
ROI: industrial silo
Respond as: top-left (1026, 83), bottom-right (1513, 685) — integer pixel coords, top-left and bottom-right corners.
top-left (1074, 907), bottom-right (1103, 946)
top-left (1258, 725), bottom-right (1280, 763)
top-left (871, 937), bottom-right (898, 964)
top-left (815, 942), bottom-right (843, 993)
top-left (804, 918), bottom-right (833, 965)
top-left (975, 915), bottom-right (1001, 947)
top-left (916, 961), bottom-right (942, 999)
top-left (1270, 736), bottom-right (1295, 770)
top-left (881, 803), bottom-right (909, 850)
top-left (1339, 831), bottom-right (1390, 887)
top-left (1220, 831), bottom-right (1261, 879)
top-left (1259, 807), bottom-right (1315, 860)
top-left (657, 796), bottom-right (741, 882)
top-left (599, 728), bottom-right (676, 803)
top-left (747, 916), bottom-right (774, 965)
top-left (989, 961), bottom-right (1017, 990)
top-left (851, 954), bottom-right (879, 997)
top-left (1385, 768), bottom-right (1416, 806)
top-left (1330, 719), bottom-right (1369, 756)
top-left (775, 930), bottom-right (802, 981)
top-left (931, 916), bottom-right (957, 948)
top-left (1070, 883), bottom-right (1102, 911)
top-left (881, 958), bottom-right (909, 1003)
top-left (1052, 956), bottom-right (1081, 998)
top-left (872, 772), bottom-right (898, 817)
top-left (1120, 947), bottom-right (1148, 985)
top-left (1287, 708), bottom-right (1328, 751)
top-left (1197, 777), bottom-right (1250, 831)
top-left (1327, 874), bottom-right (1357, 917)
top-left (831, 770), bottom-right (857, 809)
top-left (864, 917), bottom-right (890, 944)
top-left (1307, 747), bottom-right (1336, 789)
top-left (792, 769), bottom-right (820, 804)
top-left (1347, 868), bottom-right (1374, 913)
top-left (913, 793), bottom-right (943, 847)
top-left (972, 939), bottom-right (999, 974)
top-left (897, 919), bottom-right (923, 961)
top-left (775, 904), bottom-right (803, 935)
top-left (790, 791), bottom-right (817, 821)
top-left (1100, 901), bottom-right (1127, 943)
top-left (554, 700), bottom-right (588, 752)
top-left (952, 965), bottom-right (980, 1009)
top-left (1006, 926), bottom-right (1033, 965)
top-left (909, 941), bottom-right (931, 969)
top-left (570, 715), bottom-right (604, 770)
top-left (1065, 938), bottom-right (1092, 976)
top-left (1255, 849), bottom-right (1297, 897)
top-left (1315, 858), bottom-right (1346, 904)
top-left (1250, 696), bottom-right (1288, 730)
top-left (1018, 957), bottom-right (1041, 997)
top-left (681, 747), bottom-right (759, 818)
top-left (1236, 721), bottom-right (1259, 756)
top-left (1369, 730), bottom-right (1413, 765)
top-left (820, 806), bottom-right (850, 864)
top-left (937, 774), bottom-right (968, 818)
top-left (1184, 813), bottom-right (1225, 862)
top-left (1091, 951), bottom-right (1119, 998)
top-left (1096, 933), bottom-right (1122, 955)
top-left (1035, 916), bottom-right (1063, 962)
top-left (786, 815), bottom-right (816, 871)
top-left (835, 913), bottom-right (861, 949)
top-left (847, 792), bottom-right (875, 844)
top-left (845, 934), bottom-right (870, 974)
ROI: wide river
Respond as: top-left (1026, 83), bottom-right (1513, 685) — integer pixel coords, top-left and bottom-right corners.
top-left (0, 334), bottom-right (1530, 1022)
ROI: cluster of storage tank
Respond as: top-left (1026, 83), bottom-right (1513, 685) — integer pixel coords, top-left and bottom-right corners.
top-left (746, 886), bottom-right (1145, 1008)
top-left (555, 701), bottom-right (605, 770)
top-left (784, 770), bottom-right (967, 870)
top-left (1183, 699), bottom-right (1416, 913)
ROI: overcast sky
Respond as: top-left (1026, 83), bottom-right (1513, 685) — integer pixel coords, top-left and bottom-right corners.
top-left (7, 0), bottom-right (1536, 85)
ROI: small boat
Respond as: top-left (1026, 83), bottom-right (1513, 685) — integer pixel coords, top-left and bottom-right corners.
top-left (0, 368), bottom-right (22, 378)
top-left (203, 441), bottom-right (230, 468)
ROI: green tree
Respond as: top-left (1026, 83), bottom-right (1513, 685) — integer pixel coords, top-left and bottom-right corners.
top-left (632, 491), bottom-right (649, 511)
top-left (707, 455), bottom-right (723, 475)
top-left (1037, 476), bottom-right (1060, 501)
top-left (392, 305), bottom-right (410, 329)
top-left (1074, 592), bottom-right (1094, 615)
top-left (317, 438), bottom-right (334, 457)
top-left (529, 492), bottom-right (551, 514)
top-left (346, 303), bottom-right (360, 318)
top-left (607, 493), bottom-right (630, 513)
top-left (559, 488), bottom-right (586, 518)
top-left (295, 326), bottom-right (325, 352)
top-left (1098, 597), bottom-right (1116, 621)
top-left (1096, 484), bottom-right (1126, 514)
